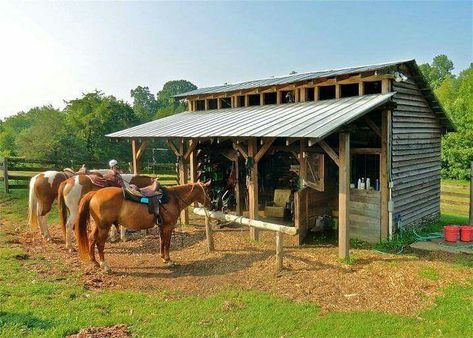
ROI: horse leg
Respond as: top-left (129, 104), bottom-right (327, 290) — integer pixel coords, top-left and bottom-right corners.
top-left (65, 210), bottom-right (76, 251)
top-left (120, 225), bottom-right (127, 242)
top-left (97, 225), bottom-right (112, 273)
top-left (162, 226), bottom-right (175, 266)
top-left (88, 224), bottom-right (99, 267)
top-left (109, 223), bottom-right (119, 242)
top-left (37, 202), bottom-right (51, 241)
top-left (159, 226), bottom-right (165, 261)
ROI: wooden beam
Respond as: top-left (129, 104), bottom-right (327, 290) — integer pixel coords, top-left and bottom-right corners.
top-left (166, 139), bottom-right (181, 156)
top-left (381, 78), bottom-right (391, 94)
top-left (254, 138), bottom-right (275, 163)
top-left (358, 82), bottom-right (364, 96)
top-left (351, 148), bottom-right (381, 155)
top-left (338, 132), bottom-right (350, 259)
top-left (232, 142), bottom-right (248, 159)
top-left (286, 138), bottom-right (298, 146)
top-left (131, 140), bottom-right (140, 175)
top-left (319, 140), bottom-right (340, 167)
top-left (380, 110), bottom-right (389, 238)
top-left (178, 142), bottom-right (189, 225)
top-left (183, 139), bottom-right (197, 160)
top-left (276, 231), bottom-right (283, 271)
top-left (335, 84), bottom-right (341, 99)
top-left (136, 141), bottom-right (148, 161)
top-left (193, 208), bottom-right (297, 235)
top-left (248, 138), bottom-right (259, 241)
top-left (205, 215), bottom-right (214, 252)
top-left (299, 139), bottom-right (306, 184)
top-left (364, 116), bottom-right (382, 138)
top-left (235, 156), bottom-right (242, 216)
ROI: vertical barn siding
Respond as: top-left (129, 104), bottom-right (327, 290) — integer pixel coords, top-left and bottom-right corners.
top-left (391, 80), bottom-right (442, 227)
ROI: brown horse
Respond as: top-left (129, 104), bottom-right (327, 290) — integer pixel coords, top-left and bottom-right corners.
top-left (75, 182), bottom-right (211, 272)
top-left (58, 174), bottom-right (154, 250)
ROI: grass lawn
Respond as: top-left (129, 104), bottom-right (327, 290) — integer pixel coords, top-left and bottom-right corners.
top-left (0, 185), bottom-right (472, 337)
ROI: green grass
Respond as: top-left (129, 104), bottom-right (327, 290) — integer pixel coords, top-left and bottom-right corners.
top-left (0, 229), bottom-right (472, 337)
top-left (1, 180), bottom-right (472, 337)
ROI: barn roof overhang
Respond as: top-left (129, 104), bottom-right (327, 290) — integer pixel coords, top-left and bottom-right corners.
top-left (107, 93), bottom-right (395, 142)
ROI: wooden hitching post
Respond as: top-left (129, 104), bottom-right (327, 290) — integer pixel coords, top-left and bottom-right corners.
top-left (338, 132), bottom-right (350, 259)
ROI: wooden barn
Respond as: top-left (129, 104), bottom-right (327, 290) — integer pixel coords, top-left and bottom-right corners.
top-left (108, 59), bottom-right (454, 258)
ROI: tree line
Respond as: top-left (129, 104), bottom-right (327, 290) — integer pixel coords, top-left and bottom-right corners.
top-left (0, 80), bottom-right (197, 168)
top-left (0, 55), bottom-right (471, 179)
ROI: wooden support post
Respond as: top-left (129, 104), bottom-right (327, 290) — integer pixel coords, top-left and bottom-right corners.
top-left (338, 132), bottom-right (350, 259)
top-left (299, 139), bottom-right (306, 185)
top-left (380, 110), bottom-right (389, 238)
top-left (470, 162), bottom-right (473, 225)
top-left (244, 95), bottom-right (249, 107)
top-left (178, 142), bottom-right (189, 225)
top-left (205, 214), bottom-right (214, 252)
top-left (276, 231), bottom-right (283, 271)
top-left (300, 88), bottom-right (306, 102)
top-left (248, 138), bottom-right (259, 241)
top-left (335, 84), bottom-right (341, 99)
top-left (314, 86), bottom-right (319, 102)
top-left (3, 157), bottom-right (8, 193)
top-left (187, 100), bottom-right (193, 112)
top-left (260, 93), bottom-right (264, 105)
top-left (295, 88), bottom-right (300, 103)
top-left (358, 82), bottom-right (364, 96)
top-left (381, 79), bottom-right (391, 94)
top-left (204, 99), bottom-right (209, 111)
top-left (131, 140), bottom-right (139, 175)
top-left (235, 156), bottom-right (242, 216)
top-left (276, 91), bottom-right (281, 104)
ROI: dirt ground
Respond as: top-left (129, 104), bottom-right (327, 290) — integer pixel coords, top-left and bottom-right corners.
top-left (15, 214), bottom-right (472, 315)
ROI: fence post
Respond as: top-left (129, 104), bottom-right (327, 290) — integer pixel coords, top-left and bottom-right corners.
top-left (470, 162), bottom-right (473, 225)
top-left (3, 157), bottom-right (9, 193)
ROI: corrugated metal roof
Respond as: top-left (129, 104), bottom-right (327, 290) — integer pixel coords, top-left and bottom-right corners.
top-left (174, 59), bottom-right (412, 98)
top-left (107, 93), bottom-right (395, 140)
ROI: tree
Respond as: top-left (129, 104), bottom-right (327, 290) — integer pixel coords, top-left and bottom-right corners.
top-left (130, 86), bottom-right (158, 122)
top-left (419, 54), bottom-right (454, 89)
top-left (156, 80), bottom-right (197, 109)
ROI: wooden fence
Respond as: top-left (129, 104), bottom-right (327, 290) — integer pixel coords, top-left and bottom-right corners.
top-left (0, 157), bottom-right (176, 193)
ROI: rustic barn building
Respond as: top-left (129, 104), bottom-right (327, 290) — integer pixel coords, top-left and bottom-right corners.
top-left (108, 59), bottom-right (453, 258)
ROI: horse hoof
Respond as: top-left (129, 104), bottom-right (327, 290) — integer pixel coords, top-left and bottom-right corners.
top-left (165, 261), bottom-right (176, 267)
top-left (100, 262), bottom-right (112, 273)
top-left (44, 235), bottom-right (52, 242)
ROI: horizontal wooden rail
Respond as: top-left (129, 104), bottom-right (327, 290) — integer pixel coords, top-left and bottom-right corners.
top-left (193, 208), bottom-right (298, 235)
top-left (193, 207), bottom-right (297, 272)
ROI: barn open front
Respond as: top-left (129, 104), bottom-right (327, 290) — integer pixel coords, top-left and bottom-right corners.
top-left (107, 59), bottom-right (454, 265)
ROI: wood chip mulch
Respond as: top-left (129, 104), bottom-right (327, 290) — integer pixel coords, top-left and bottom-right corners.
top-left (14, 214), bottom-right (473, 316)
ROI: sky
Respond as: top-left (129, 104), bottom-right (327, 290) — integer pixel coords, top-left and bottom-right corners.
top-left (0, 1), bottom-right (471, 119)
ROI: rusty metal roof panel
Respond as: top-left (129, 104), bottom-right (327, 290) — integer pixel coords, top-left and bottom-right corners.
top-left (107, 93), bottom-right (395, 140)
top-left (174, 60), bottom-right (413, 98)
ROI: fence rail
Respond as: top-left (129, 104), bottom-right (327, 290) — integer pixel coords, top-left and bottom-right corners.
top-left (1, 157), bottom-right (177, 193)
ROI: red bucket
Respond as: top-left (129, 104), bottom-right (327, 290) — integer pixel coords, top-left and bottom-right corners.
top-left (460, 225), bottom-right (473, 242)
top-left (444, 225), bottom-right (459, 242)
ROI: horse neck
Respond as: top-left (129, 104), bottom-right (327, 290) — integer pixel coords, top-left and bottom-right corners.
top-left (171, 184), bottom-right (202, 211)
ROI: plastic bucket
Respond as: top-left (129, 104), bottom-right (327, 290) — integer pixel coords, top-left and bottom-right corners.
top-left (460, 225), bottom-right (473, 242)
top-left (444, 225), bottom-right (459, 242)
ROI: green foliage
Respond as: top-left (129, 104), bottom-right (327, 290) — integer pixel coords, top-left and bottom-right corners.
top-left (156, 80), bottom-right (196, 108)
top-left (0, 79), bottom-right (196, 167)
top-left (419, 54), bottom-right (454, 89)
top-left (130, 86), bottom-right (158, 122)
top-left (420, 56), bottom-right (473, 180)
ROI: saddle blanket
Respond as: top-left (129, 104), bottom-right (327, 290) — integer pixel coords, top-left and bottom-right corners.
top-left (122, 187), bottom-right (169, 224)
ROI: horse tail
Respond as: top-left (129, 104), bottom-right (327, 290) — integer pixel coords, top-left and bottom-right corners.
top-left (57, 180), bottom-right (68, 240)
top-left (76, 191), bottom-right (96, 261)
top-left (28, 175), bottom-right (39, 228)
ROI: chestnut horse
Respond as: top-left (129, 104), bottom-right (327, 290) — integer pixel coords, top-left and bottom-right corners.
top-left (58, 174), bottom-right (154, 250)
top-left (75, 182), bottom-right (211, 272)
top-left (28, 170), bottom-right (106, 240)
